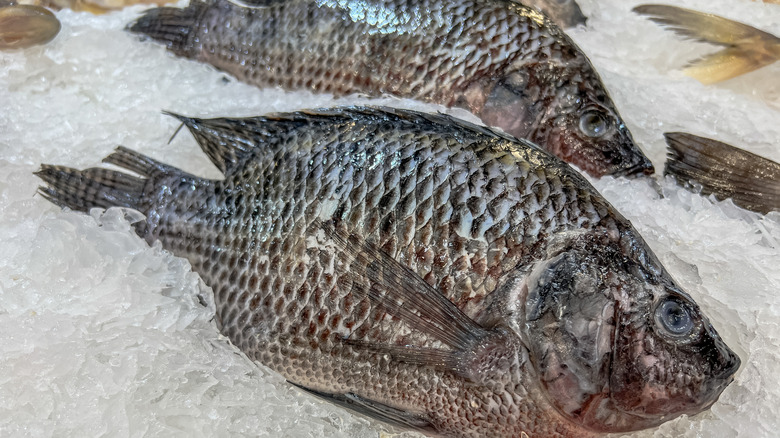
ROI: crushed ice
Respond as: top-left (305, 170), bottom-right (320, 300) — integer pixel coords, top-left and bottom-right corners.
top-left (0, 1), bottom-right (778, 437)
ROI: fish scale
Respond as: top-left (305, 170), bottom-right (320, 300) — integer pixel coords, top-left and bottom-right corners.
top-left (161, 110), bottom-right (598, 435)
top-left (36, 107), bottom-right (739, 437)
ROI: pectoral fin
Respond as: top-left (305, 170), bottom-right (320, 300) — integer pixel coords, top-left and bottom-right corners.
top-left (316, 219), bottom-right (526, 382)
top-left (318, 219), bottom-right (489, 352)
top-left (289, 382), bottom-right (435, 432)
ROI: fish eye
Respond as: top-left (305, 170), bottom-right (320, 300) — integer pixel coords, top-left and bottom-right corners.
top-left (578, 111), bottom-right (609, 138)
top-left (655, 299), bottom-right (694, 338)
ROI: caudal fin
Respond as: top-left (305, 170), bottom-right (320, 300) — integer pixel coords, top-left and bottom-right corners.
top-left (663, 132), bottom-right (780, 214)
top-left (35, 146), bottom-right (178, 215)
top-left (634, 4), bottom-right (780, 84)
top-left (127, 0), bottom-right (210, 56)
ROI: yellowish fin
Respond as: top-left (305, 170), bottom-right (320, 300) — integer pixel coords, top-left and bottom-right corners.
top-left (634, 4), bottom-right (780, 84)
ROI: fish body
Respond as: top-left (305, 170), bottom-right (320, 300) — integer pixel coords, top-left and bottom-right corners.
top-left (520, 0), bottom-right (586, 28)
top-left (664, 132), bottom-right (780, 214)
top-left (634, 4), bottom-right (780, 84)
top-left (129, 0), bottom-right (653, 178)
top-left (36, 107), bottom-right (738, 437)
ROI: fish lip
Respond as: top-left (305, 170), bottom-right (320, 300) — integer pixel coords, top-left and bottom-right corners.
top-left (611, 160), bottom-right (656, 178)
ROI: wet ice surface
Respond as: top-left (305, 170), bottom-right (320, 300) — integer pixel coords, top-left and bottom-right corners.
top-left (0, 0), bottom-right (778, 436)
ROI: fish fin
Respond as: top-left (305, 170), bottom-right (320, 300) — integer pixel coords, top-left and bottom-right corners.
top-left (162, 112), bottom-right (258, 175)
top-left (102, 145), bottom-right (180, 177)
top-left (633, 4), bottom-right (780, 83)
top-left (127, 0), bottom-right (210, 57)
top-left (318, 219), bottom-right (489, 351)
top-left (682, 47), bottom-right (775, 84)
top-left (319, 219), bottom-right (526, 382)
top-left (342, 339), bottom-right (456, 369)
top-left (36, 146), bottom-right (188, 225)
top-left (289, 382), bottom-right (435, 432)
top-left (663, 132), bottom-right (780, 214)
top-left (35, 164), bottom-right (147, 212)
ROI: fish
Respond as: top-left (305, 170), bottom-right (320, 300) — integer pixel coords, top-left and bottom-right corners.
top-left (128, 0), bottom-right (654, 178)
top-left (664, 132), bottom-right (780, 214)
top-left (517, 0), bottom-right (587, 28)
top-left (633, 4), bottom-right (780, 84)
top-left (35, 106), bottom-right (739, 437)
top-left (0, 4), bottom-right (60, 50)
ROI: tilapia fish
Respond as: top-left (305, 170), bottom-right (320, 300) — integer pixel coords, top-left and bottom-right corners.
top-left (36, 107), bottom-right (737, 437)
top-left (128, 0), bottom-right (653, 178)
top-left (664, 132), bottom-right (780, 214)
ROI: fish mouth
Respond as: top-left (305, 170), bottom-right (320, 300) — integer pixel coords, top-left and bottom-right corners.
top-left (610, 159), bottom-right (655, 178)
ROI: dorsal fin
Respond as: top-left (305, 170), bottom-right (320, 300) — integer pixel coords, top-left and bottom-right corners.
top-left (164, 112), bottom-right (259, 175)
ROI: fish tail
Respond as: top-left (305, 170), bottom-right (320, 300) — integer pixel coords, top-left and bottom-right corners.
top-left (127, 0), bottom-right (210, 57)
top-left (35, 147), bottom-right (178, 215)
top-left (35, 164), bottom-right (148, 213)
top-left (633, 4), bottom-right (780, 84)
top-left (663, 132), bottom-right (780, 214)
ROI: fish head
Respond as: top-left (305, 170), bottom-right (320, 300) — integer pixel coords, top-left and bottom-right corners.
top-left (519, 232), bottom-right (739, 432)
top-left (477, 65), bottom-right (654, 178)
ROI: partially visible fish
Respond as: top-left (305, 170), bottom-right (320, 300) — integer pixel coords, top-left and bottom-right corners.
top-left (0, 4), bottom-right (59, 49)
top-left (634, 4), bottom-right (780, 84)
top-left (128, 0), bottom-right (654, 178)
top-left (518, 0), bottom-right (587, 28)
top-left (36, 106), bottom-right (738, 437)
top-left (664, 132), bottom-right (780, 214)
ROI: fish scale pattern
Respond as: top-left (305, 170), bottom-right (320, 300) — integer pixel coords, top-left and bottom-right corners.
top-left (131, 0), bottom-right (655, 178)
top-left (137, 109), bottom-right (620, 436)
top-left (190, 0), bottom-right (565, 104)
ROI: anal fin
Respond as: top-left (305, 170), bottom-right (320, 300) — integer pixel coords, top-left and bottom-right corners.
top-left (289, 382), bottom-right (435, 432)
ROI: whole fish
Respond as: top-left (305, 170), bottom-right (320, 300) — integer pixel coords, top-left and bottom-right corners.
top-left (128, 0), bottom-right (654, 178)
top-left (634, 4), bottom-right (780, 84)
top-left (35, 107), bottom-right (738, 437)
top-left (664, 132), bottom-right (780, 214)
top-left (521, 0), bottom-right (587, 29)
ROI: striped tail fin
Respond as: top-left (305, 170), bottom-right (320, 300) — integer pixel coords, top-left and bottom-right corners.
top-left (35, 146), bottom-right (180, 218)
top-left (127, 0), bottom-right (211, 57)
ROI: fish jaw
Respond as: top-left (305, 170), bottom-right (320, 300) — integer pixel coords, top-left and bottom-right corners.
top-left (603, 311), bottom-right (740, 431)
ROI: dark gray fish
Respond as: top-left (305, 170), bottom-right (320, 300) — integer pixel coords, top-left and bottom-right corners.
top-left (36, 107), bottom-right (737, 437)
top-left (520, 0), bottom-right (587, 29)
top-left (664, 132), bottom-right (780, 214)
top-left (128, 0), bottom-right (653, 178)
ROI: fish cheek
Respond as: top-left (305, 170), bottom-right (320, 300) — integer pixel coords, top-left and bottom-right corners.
top-left (523, 252), bottom-right (616, 426)
top-left (476, 72), bottom-right (540, 140)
